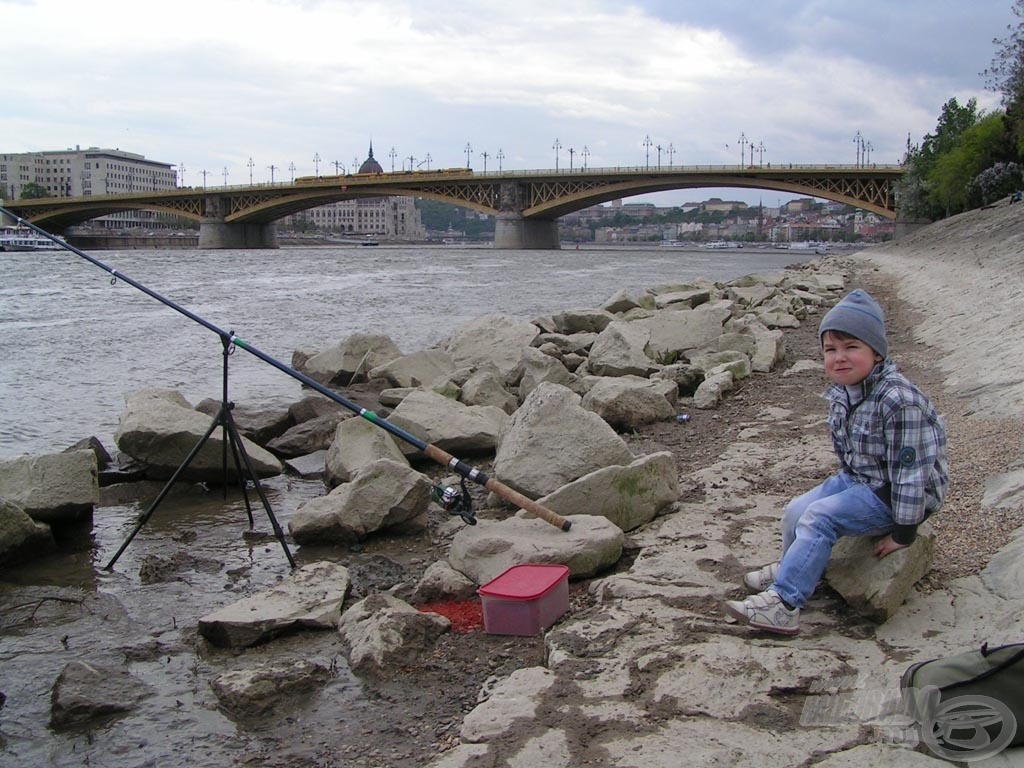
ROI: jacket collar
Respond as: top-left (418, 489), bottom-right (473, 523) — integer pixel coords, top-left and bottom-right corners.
top-left (824, 358), bottom-right (893, 403)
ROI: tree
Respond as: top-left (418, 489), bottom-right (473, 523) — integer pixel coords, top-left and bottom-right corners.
top-left (984, 0), bottom-right (1024, 155)
top-left (19, 182), bottom-right (50, 199)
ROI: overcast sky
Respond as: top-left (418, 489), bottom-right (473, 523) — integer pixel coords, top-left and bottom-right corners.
top-left (1, 0), bottom-right (1013, 206)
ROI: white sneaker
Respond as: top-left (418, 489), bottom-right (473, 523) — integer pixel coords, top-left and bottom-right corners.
top-left (743, 562), bottom-right (780, 593)
top-left (723, 589), bottom-right (800, 635)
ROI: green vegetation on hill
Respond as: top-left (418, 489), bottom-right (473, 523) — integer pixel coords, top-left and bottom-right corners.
top-left (900, 1), bottom-right (1024, 220)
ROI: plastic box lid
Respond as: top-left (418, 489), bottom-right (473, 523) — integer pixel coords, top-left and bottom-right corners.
top-left (477, 564), bottom-right (569, 601)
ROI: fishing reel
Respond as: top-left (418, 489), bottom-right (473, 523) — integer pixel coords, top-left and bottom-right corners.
top-left (431, 477), bottom-right (477, 525)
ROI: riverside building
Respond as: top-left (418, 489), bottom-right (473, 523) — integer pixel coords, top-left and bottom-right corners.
top-left (0, 147), bottom-right (177, 230)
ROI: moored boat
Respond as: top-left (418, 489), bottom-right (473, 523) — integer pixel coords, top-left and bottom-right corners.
top-left (0, 226), bottom-right (66, 252)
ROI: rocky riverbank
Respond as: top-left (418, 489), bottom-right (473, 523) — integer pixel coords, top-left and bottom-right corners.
top-left (2, 200), bottom-right (1023, 766)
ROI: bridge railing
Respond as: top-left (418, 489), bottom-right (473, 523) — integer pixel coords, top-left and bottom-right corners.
top-left (7, 163), bottom-right (906, 205)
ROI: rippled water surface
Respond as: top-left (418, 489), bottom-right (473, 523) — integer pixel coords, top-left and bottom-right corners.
top-left (0, 243), bottom-right (814, 456)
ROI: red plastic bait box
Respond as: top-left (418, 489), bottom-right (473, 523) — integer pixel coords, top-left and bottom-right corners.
top-left (477, 564), bottom-right (570, 636)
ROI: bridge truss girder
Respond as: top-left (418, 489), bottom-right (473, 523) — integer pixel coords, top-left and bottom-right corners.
top-left (7, 166), bottom-right (903, 232)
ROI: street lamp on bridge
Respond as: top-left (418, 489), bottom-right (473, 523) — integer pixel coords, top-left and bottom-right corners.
top-left (738, 133), bottom-right (748, 167)
top-left (222, 167), bottom-right (229, 186)
top-left (756, 142), bottom-right (766, 167)
top-left (465, 142), bottom-right (473, 169)
top-left (656, 144), bottom-right (662, 169)
top-left (667, 143), bottom-right (675, 166)
top-left (389, 147), bottom-right (397, 172)
top-left (247, 157), bottom-right (254, 185)
top-left (481, 151), bottom-right (489, 173)
top-left (267, 164), bottom-right (278, 183)
top-left (179, 163), bottom-right (186, 187)
top-left (643, 134), bottom-right (652, 169)
top-left (200, 169), bottom-right (209, 189)
top-left (497, 149), bottom-right (505, 172)
top-left (553, 138), bottom-right (561, 170)
top-left (853, 131), bottom-right (864, 167)
top-left (582, 145), bottom-right (589, 171)
top-left (289, 162), bottom-right (296, 183)
top-left (568, 147), bottom-right (575, 171)
top-left (865, 141), bottom-right (873, 165)
top-left (313, 152), bottom-right (321, 177)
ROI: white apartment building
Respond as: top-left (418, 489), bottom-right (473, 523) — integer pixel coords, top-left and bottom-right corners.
top-left (0, 147), bottom-right (177, 229)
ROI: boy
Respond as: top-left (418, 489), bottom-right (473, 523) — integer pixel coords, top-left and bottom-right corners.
top-left (724, 289), bottom-right (948, 635)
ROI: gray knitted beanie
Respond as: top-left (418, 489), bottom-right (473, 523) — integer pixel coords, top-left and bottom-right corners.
top-left (818, 289), bottom-right (888, 358)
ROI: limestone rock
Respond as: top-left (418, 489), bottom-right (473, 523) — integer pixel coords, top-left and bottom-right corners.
top-left (493, 383), bottom-right (634, 499)
top-left (448, 514), bottom-right (624, 584)
top-left (297, 332), bottom-right (402, 386)
top-left (211, 660), bottom-right (331, 717)
top-left (0, 498), bottom-right (56, 567)
top-left (0, 449), bottom-right (98, 525)
top-left (537, 452), bottom-right (679, 531)
top-left (444, 314), bottom-right (539, 381)
top-left (198, 561), bottom-right (351, 648)
top-left (580, 376), bottom-right (677, 430)
top-left (114, 388), bottom-right (283, 481)
top-left (368, 348), bottom-right (456, 388)
top-left (289, 459), bottom-right (431, 544)
top-left (324, 416), bottom-right (408, 488)
top-left (50, 661), bottom-right (153, 730)
top-left (387, 390), bottom-right (507, 456)
top-left (587, 321), bottom-right (658, 377)
top-left (338, 593), bottom-right (450, 674)
top-left (825, 523), bottom-right (936, 622)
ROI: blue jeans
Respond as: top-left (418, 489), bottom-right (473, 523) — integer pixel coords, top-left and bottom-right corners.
top-left (772, 472), bottom-right (894, 608)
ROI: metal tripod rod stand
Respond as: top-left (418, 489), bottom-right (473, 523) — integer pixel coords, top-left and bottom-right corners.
top-left (104, 334), bottom-right (296, 571)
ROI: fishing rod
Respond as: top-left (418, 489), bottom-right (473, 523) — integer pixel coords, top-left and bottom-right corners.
top-left (1, 207), bottom-right (572, 532)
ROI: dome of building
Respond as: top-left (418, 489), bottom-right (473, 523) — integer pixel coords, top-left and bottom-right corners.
top-left (358, 142), bottom-right (384, 174)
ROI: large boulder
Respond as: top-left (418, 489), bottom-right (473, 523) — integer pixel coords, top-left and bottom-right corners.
top-left (198, 561), bottom-right (351, 648)
top-left (444, 314), bottom-right (540, 381)
top-left (324, 417), bottom-right (408, 488)
top-left (824, 523), bottom-right (937, 622)
top-left (0, 498), bottom-right (56, 566)
top-left (459, 364), bottom-right (519, 414)
top-left (587, 321), bottom-right (658, 377)
top-left (289, 459), bottom-right (431, 544)
top-left (493, 383), bottom-right (633, 499)
top-left (265, 411), bottom-right (350, 458)
top-left (338, 593), bottom-right (450, 674)
top-left (550, 308), bottom-right (617, 334)
top-left (580, 376), bottom-right (677, 430)
top-left (195, 399), bottom-right (293, 445)
top-left (368, 348), bottom-right (456, 388)
top-left (114, 388), bottom-right (283, 482)
top-left (634, 302), bottom-right (732, 358)
top-left (0, 450), bottom-right (98, 525)
top-left (297, 333), bottom-right (402, 386)
top-left (514, 347), bottom-right (577, 400)
top-left (536, 452), bottom-right (679, 531)
top-left (448, 514), bottom-right (624, 584)
top-left (387, 390), bottom-right (507, 456)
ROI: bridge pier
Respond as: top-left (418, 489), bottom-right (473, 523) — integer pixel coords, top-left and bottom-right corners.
top-left (493, 213), bottom-right (560, 250)
top-left (198, 220), bottom-right (278, 249)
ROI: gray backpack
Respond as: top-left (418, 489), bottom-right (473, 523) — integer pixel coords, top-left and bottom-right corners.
top-left (901, 642), bottom-right (1024, 757)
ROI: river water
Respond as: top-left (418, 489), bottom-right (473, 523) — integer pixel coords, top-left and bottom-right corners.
top-left (0, 242), bottom-right (817, 767)
top-left (0, 243), bottom-right (814, 457)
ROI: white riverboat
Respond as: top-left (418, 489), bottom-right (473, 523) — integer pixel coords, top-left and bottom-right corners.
top-left (0, 226), bottom-right (66, 252)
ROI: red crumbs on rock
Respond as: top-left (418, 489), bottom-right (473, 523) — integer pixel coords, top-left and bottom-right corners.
top-left (417, 599), bottom-right (484, 633)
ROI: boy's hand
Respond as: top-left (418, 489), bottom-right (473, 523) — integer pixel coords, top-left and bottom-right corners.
top-left (873, 535), bottom-right (907, 559)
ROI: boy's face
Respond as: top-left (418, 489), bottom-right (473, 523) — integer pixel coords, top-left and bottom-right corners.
top-left (821, 331), bottom-right (882, 386)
